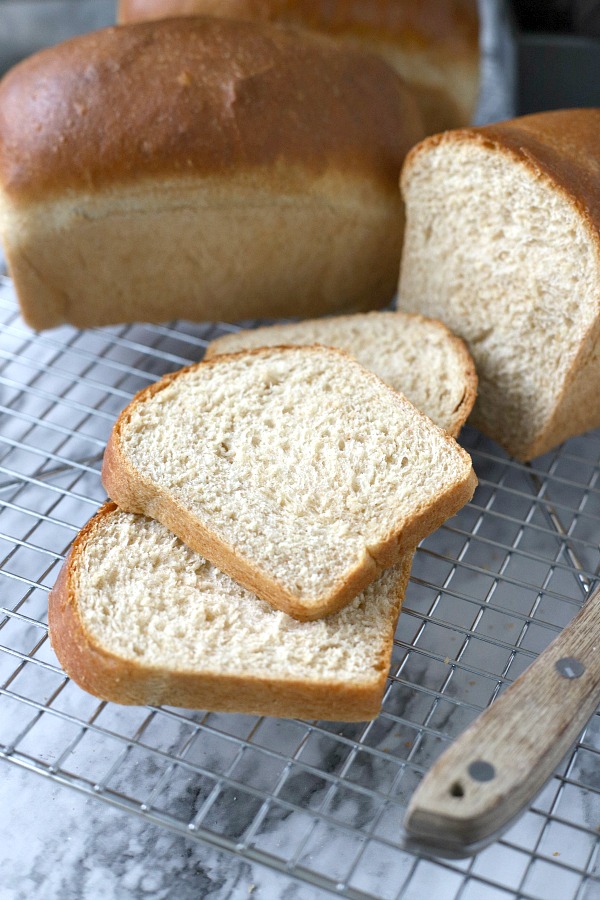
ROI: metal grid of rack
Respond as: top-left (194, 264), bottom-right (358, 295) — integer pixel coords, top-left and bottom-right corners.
top-left (0, 268), bottom-right (598, 900)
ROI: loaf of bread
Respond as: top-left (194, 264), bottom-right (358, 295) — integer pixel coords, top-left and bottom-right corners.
top-left (117, 0), bottom-right (480, 134)
top-left (205, 311), bottom-right (477, 437)
top-left (0, 17), bottom-right (424, 331)
top-left (48, 503), bottom-right (413, 720)
top-left (102, 345), bottom-right (476, 620)
top-left (398, 109), bottom-right (600, 461)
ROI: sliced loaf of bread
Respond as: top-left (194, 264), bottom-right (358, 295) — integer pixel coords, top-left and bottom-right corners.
top-left (49, 503), bottom-right (413, 720)
top-left (398, 110), bottom-right (600, 460)
top-left (205, 312), bottom-right (477, 437)
top-left (102, 345), bottom-right (476, 620)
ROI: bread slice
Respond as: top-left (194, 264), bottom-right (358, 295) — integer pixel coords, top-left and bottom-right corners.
top-left (398, 110), bottom-right (600, 460)
top-left (102, 345), bottom-right (476, 620)
top-left (48, 503), bottom-right (413, 721)
top-left (204, 312), bottom-right (477, 437)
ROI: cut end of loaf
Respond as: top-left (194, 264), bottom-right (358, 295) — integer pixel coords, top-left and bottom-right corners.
top-left (48, 504), bottom-right (413, 720)
top-left (399, 129), bottom-right (600, 460)
top-left (102, 345), bottom-right (476, 618)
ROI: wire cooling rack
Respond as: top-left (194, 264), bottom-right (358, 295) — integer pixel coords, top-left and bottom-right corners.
top-left (0, 269), bottom-right (599, 900)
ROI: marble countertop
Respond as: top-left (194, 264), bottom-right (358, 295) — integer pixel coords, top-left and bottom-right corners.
top-left (1, 764), bottom-right (335, 900)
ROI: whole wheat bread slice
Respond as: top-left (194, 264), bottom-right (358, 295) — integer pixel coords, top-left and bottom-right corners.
top-left (204, 312), bottom-right (477, 437)
top-left (48, 503), bottom-right (413, 721)
top-left (102, 345), bottom-right (476, 620)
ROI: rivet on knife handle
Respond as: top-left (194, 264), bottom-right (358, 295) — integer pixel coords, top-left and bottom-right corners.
top-left (404, 584), bottom-right (600, 855)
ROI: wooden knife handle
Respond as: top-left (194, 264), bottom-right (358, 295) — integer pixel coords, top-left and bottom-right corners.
top-left (404, 584), bottom-right (600, 855)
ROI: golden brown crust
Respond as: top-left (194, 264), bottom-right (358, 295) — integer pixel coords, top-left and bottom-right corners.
top-left (117, 0), bottom-right (479, 48)
top-left (101, 345), bottom-right (476, 619)
top-left (48, 502), bottom-right (413, 719)
top-left (0, 15), bottom-right (424, 331)
top-left (0, 16), bottom-right (423, 203)
top-left (117, 0), bottom-right (480, 132)
top-left (2, 171), bottom-right (404, 331)
top-left (402, 110), bottom-right (600, 460)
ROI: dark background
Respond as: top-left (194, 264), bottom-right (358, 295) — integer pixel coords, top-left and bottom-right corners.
top-left (510, 0), bottom-right (600, 113)
top-left (512, 0), bottom-right (600, 34)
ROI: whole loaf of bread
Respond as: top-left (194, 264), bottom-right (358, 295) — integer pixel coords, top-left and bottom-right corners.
top-left (117, 0), bottom-right (480, 134)
top-left (0, 17), bottom-right (424, 331)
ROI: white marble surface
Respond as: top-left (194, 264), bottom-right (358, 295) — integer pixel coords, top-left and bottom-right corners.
top-left (1, 764), bottom-right (336, 900)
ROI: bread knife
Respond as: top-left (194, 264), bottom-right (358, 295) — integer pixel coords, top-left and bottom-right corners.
top-left (402, 581), bottom-right (600, 857)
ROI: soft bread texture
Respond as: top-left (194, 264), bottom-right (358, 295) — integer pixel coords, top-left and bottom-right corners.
top-left (48, 503), bottom-right (413, 720)
top-left (102, 346), bottom-right (476, 620)
top-left (205, 312), bottom-right (477, 437)
top-left (117, 0), bottom-right (480, 133)
top-left (398, 109), bottom-right (600, 461)
top-left (0, 17), bottom-right (424, 331)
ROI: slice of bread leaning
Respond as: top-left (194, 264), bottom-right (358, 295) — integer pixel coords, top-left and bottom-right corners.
top-left (398, 110), bottom-right (600, 461)
top-left (204, 312), bottom-right (477, 437)
top-left (102, 345), bottom-right (476, 620)
top-left (48, 503), bottom-right (413, 720)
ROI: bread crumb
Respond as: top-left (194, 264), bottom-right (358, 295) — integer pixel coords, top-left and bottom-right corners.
top-left (177, 69), bottom-right (192, 86)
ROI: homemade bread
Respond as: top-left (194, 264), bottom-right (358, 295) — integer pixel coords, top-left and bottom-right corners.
top-left (49, 503), bottom-right (413, 720)
top-left (102, 345), bottom-right (476, 620)
top-left (0, 17), bottom-right (424, 331)
top-left (117, 0), bottom-right (480, 133)
top-left (398, 110), bottom-right (600, 461)
top-left (205, 312), bottom-right (477, 437)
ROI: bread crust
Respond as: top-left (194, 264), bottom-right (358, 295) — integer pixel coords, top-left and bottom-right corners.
top-left (118, 0), bottom-right (478, 49)
top-left (203, 311), bottom-right (478, 438)
top-left (401, 110), bottom-right (600, 460)
top-left (439, 325), bottom-right (478, 438)
top-left (117, 0), bottom-right (480, 131)
top-left (3, 172), bottom-right (405, 331)
top-left (48, 502), bottom-right (413, 720)
top-left (101, 345), bottom-right (477, 620)
top-left (0, 17), bottom-right (421, 202)
top-left (0, 17), bottom-right (424, 330)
